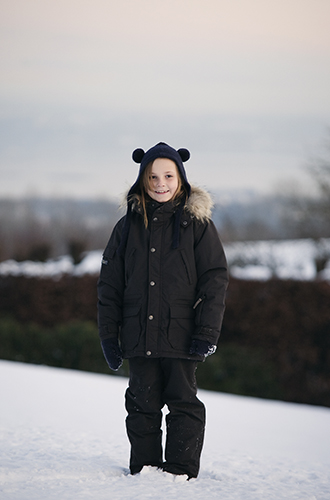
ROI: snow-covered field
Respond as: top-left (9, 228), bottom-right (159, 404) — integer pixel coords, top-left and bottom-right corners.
top-left (226, 238), bottom-right (330, 281)
top-left (1, 239), bottom-right (330, 281)
top-left (1, 360), bottom-right (330, 500)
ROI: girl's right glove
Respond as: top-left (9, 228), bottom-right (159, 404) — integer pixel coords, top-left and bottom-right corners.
top-left (101, 338), bottom-right (123, 371)
top-left (189, 339), bottom-right (217, 357)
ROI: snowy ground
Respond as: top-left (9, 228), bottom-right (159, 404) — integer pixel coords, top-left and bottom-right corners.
top-left (1, 361), bottom-right (330, 500)
top-left (225, 238), bottom-right (330, 281)
top-left (1, 238), bottom-right (330, 281)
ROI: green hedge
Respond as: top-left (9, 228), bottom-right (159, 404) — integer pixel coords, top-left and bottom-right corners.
top-left (197, 344), bottom-right (283, 400)
top-left (1, 274), bottom-right (330, 407)
top-left (0, 316), bottom-right (284, 401)
top-left (0, 317), bottom-right (129, 377)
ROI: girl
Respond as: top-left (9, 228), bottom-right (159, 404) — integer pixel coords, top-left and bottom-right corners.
top-left (97, 142), bottom-right (228, 480)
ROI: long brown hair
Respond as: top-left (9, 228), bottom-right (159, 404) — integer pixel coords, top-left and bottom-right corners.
top-left (135, 161), bottom-right (186, 228)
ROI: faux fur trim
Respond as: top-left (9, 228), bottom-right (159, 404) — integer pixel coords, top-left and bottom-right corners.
top-left (185, 185), bottom-right (214, 222)
top-left (121, 185), bottom-right (214, 222)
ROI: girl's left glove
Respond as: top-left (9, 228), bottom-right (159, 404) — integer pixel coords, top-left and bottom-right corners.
top-left (101, 338), bottom-right (123, 371)
top-left (189, 339), bottom-right (217, 357)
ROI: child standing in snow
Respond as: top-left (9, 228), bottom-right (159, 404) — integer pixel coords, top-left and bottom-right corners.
top-left (97, 142), bottom-right (228, 479)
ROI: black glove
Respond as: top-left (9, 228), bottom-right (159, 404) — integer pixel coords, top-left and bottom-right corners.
top-left (189, 339), bottom-right (217, 357)
top-left (101, 338), bottom-right (123, 371)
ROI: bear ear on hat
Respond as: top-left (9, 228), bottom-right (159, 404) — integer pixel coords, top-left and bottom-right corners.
top-left (132, 148), bottom-right (145, 163)
top-left (177, 148), bottom-right (190, 162)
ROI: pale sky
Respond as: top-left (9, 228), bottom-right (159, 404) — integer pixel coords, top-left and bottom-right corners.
top-left (1, 0), bottom-right (330, 200)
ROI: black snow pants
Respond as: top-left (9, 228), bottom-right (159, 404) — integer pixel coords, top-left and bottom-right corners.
top-left (125, 357), bottom-right (206, 479)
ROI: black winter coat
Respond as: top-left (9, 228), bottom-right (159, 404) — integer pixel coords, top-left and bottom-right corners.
top-left (97, 186), bottom-right (229, 361)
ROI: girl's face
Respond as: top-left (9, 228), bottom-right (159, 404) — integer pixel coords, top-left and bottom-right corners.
top-left (147, 158), bottom-right (179, 203)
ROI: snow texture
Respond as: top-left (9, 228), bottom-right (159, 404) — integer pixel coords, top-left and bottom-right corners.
top-left (1, 239), bottom-right (330, 281)
top-left (0, 251), bottom-right (102, 278)
top-left (226, 238), bottom-right (330, 281)
top-left (1, 360), bottom-right (330, 500)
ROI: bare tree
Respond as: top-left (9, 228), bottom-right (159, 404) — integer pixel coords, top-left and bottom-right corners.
top-left (279, 130), bottom-right (330, 239)
top-left (306, 130), bottom-right (330, 231)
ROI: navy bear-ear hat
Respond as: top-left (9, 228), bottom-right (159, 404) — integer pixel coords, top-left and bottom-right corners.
top-left (129, 142), bottom-right (191, 197)
top-left (117, 142), bottom-right (191, 254)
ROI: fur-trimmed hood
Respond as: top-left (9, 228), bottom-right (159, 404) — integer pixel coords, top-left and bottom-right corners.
top-left (184, 185), bottom-right (214, 223)
top-left (117, 185), bottom-right (214, 253)
top-left (121, 185), bottom-right (214, 223)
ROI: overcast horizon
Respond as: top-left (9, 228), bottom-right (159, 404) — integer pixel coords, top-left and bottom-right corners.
top-left (1, 0), bottom-right (330, 201)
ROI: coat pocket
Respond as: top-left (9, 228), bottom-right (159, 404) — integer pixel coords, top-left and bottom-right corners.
top-left (125, 247), bottom-right (136, 286)
top-left (168, 305), bottom-right (195, 350)
top-left (180, 249), bottom-right (193, 285)
top-left (121, 304), bottom-right (141, 351)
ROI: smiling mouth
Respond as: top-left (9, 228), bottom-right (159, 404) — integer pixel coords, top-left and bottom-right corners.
top-left (155, 190), bottom-right (170, 194)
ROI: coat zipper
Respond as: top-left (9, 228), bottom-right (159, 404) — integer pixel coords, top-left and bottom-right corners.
top-left (193, 295), bottom-right (205, 309)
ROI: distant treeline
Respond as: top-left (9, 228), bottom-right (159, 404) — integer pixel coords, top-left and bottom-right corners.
top-left (0, 197), bottom-right (121, 263)
top-left (1, 274), bottom-right (329, 408)
top-left (1, 188), bottom-right (330, 262)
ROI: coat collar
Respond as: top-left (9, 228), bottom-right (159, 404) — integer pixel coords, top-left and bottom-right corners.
top-left (123, 185), bottom-right (214, 223)
top-left (117, 186), bottom-right (214, 254)
top-left (184, 185), bottom-right (214, 223)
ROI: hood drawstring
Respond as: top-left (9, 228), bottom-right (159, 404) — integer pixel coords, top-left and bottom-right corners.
top-left (172, 201), bottom-right (185, 250)
top-left (117, 199), bottom-right (185, 255)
